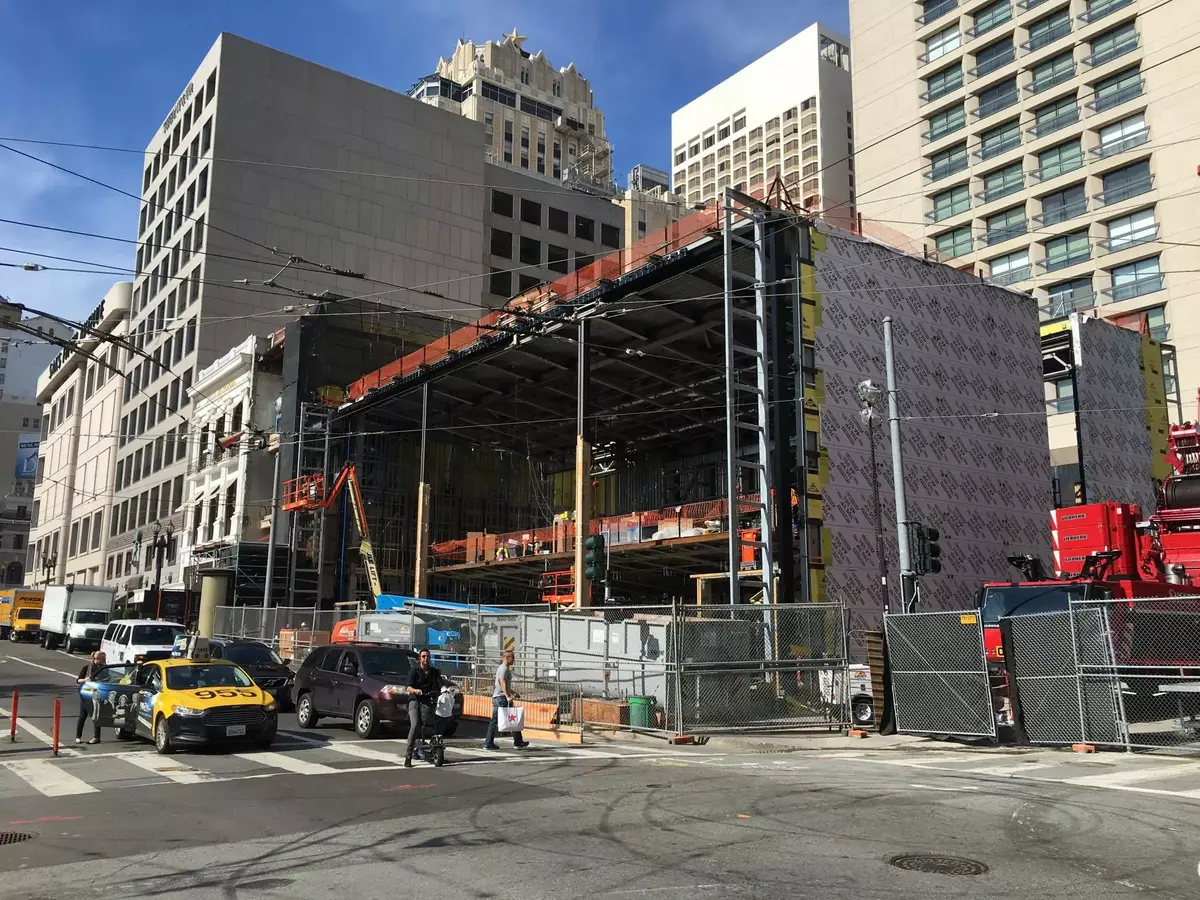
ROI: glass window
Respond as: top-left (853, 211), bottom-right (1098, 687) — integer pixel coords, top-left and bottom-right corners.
top-left (985, 204), bottom-right (1026, 244)
top-left (982, 162), bottom-right (1024, 202)
top-left (520, 198), bottom-right (541, 226)
top-left (1044, 230), bottom-right (1091, 270)
top-left (575, 216), bottom-right (595, 241)
top-left (927, 103), bottom-right (966, 140)
top-left (1037, 139), bottom-right (1083, 180)
top-left (972, 0), bottom-right (1012, 35)
top-left (489, 228), bottom-right (512, 259)
top-left (989, 248), bottom-right (1030, 284)
top-left (1027, 8), bottom-right (1071, 51)
top-left (935, 226), bottom-right (973, 258)
top-left (491, 191), bottom-right (513, 217)
top-left (1092, 66), bottom-right (1142, 113)
top-left (165, 663), bottom-right (253, 691)
top-left (1039, 183), bottom-right (1087, 225)
top-left (976, 77), bottom-right (1018, 118)
top-left (1109, 255), bottom-right (1162, 301)
top-left (1097, 113), bottom-right (1148, 156)
top-left (925, 25), bottom-right (961, 63)
top-left (519, 236), bottom-right (541, 266)
top-left (1101, 159), bottom-right (1152, 204)
top-left (978, 118), bottom-right (1021, 159)
top-left (488, 269), bottom-right (511, 298)
top-left (929, 142), bottom-right (968, 180)
top-left (548, 207), bottom-right (569, 233)
top-left (932, 184), bottom-right (970, 220)
top-left (1083, 0), bottom-right (1134, 24)
top-left (1089, 21), bottom-right (1138, 66)
top-left (973, 38), bottom-right (1014, 76)
top-left (1030, 51), bottom-right (1075, 94)
top-left (130, 624), bottom-right (184, 646)
top-left (1032, 94), bottom-right (1079, 137)
top-left (1106, 208), bottom-right (1157, 252)
top-left (924, 63), bottom-right (963, 102)
top-left (1046, 277), bottom-right (1095, 314)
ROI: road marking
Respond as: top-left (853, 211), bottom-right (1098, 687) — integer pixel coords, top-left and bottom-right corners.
top-left (323, 742), bottom-right (409, 765)
top-left (2, 759), bottom-right (99, 796)
top-left (10, 815), bottom-right (85, 825)
top-left (384, 783), bottom-right (436, 792)
top-left (1063, 764), bottom-right (1200, 787)
top-left (957, 762), bottom-right (1055, 777)
top-left (3, 655), bottom-right (78, 679)
top-left (910, 782), bottom-right (980, 792)
top-left (601, 885), bottom-right (724, 895)
top-left (0, 703), bottom-right (81, 757)
top-left (233, 751), bottom-right (338, 775)
top-left (116, 753), bottom-right (212, 784)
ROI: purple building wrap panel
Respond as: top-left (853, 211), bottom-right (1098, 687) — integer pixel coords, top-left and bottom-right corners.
top-left (812, 224), bottom-right (1051, 635)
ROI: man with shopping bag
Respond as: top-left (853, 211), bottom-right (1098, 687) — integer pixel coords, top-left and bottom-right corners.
top-left (483, 649), bottom-right (529, 750)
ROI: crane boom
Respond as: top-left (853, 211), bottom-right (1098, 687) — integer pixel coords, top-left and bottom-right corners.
top-left (281, 462), bottom-right (383, 604)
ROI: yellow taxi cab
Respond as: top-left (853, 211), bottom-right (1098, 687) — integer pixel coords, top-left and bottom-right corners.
top-left (115, 654), bottom-right (279, 755)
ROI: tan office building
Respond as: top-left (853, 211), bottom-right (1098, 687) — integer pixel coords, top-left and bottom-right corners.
top-left (850, 0), bottom-right (1200, 414)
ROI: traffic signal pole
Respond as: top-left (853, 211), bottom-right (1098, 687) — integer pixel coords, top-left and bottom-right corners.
top-left (883, 317), bottom-right (917, 612)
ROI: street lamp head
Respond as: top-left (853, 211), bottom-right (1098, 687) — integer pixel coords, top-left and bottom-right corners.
top-left (856, 379), bottom-right (882, 407)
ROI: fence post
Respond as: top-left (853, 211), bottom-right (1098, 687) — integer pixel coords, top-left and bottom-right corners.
top-left (672, 597), bottom-right (684, 739)
top-left (52, 698), bottom-right (61, 756)
top-left (1065, 603), bottom-right (1090, 745)
top-left (8, 690), bottom-right (17, 742)
top-left (1098, 605), bottom-right (1133, 753)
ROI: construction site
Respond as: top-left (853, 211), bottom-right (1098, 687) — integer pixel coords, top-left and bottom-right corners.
top-left (262, 188), bottom-right (1053, 638)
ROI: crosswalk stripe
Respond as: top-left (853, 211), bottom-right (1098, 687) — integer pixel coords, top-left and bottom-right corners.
top-left (232, 751), bottom-right (339, 775)
top-left (323, 743), bottom-right (409, 764)
top-left (955, 762), bottom-right (1055, 776)
top-left (1063, 764), bottom-right (1200, 787)
top-left (116, 753), bottom-right (212, 784)
top-left (2, 759), bottom-right (100, 796)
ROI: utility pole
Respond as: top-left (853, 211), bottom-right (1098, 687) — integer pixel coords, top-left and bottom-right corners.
top-left (856, 380), bottom-right (889, 614)
top-left (883, 317), bottom-right (916, 612)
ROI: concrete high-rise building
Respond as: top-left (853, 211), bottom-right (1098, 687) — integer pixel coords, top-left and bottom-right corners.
top-left (850, 0), bottom-right (1200, 410)
top-left (27, 283), bottom-right (129, 588)
top-left (615, 165), bottom-right (688, 252)
top-left (670, 24), bottom-right (854, 211)
top-left (412, 28), bottom-right (615, 195)
top-left (110, 33), bottom-right (625, 598)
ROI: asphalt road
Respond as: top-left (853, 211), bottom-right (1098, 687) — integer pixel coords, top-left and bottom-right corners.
top-left (4, 640), bottom-right (1200, 898)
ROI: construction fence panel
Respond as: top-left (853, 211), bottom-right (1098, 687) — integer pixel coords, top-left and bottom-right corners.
top-left (884, 610), bottom-right (996, 738)
top-left (211, 606), bottom-right (343, 660)
top-left (1072, 596), bottom-right (1200, 753)
top-left (675, 662), bottom-right (850, 734)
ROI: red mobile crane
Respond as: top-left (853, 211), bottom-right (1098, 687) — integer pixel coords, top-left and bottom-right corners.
top-left (977, 399), bottom-right (1200, 725)
top-left (281, 462), bottom-right (383, 605)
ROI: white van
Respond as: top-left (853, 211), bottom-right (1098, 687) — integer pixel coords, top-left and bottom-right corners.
top-left (99, 619), bottom-right (185, 664)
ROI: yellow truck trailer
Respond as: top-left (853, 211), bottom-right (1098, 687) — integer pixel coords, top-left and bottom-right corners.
top-left (0, 589), bottom-right (45, 643)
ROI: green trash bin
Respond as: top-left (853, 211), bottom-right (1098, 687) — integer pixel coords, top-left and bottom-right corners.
top-left (628, 696), bottom-right (656, 728)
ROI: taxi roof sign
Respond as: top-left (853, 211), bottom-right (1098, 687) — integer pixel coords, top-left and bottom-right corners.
top-left (171, 634), bottom-right (211, 662)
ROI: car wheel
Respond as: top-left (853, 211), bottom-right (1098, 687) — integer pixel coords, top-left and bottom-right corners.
top-left (852, 699), bottom-right (874, 725)
top-left (154, 716), bottom-right (174, 755)
top-left (354, 699), bottom-right (379, 739)
top-left (7, 630), bottom-right (17, 642)
top-left (295, 693), bottom-right (319, 728)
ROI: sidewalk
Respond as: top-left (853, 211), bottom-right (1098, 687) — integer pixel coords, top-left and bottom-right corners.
top-left (584, 728), bottom-right (1038, 755)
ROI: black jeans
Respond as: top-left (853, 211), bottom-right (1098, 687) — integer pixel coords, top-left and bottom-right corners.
top-left (483, 695), bottom-right (525, 747)
top-left (76, 696), bottom-right (100, 742)
top-left (405, 699), bottom-right (429, 759)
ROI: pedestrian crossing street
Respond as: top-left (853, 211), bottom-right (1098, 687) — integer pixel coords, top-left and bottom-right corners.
top-left (0, 733), bottom-right (714, 799)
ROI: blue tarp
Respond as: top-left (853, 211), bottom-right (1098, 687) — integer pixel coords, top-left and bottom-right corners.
top-left (374, 594), bottom-right (515, 616)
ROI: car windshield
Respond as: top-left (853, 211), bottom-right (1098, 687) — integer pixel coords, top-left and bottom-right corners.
top-left (131, 624), bottom-right (183, 645)
top-left (358, 649), bottom-right (413, 677)
top-left (16, 608), bottom-right (40, 619)
top-left (166, 664), bottom-right (254, 690)
top-left (74, 610), bottom-right (109, 624)
top-left (220, 643), bottom-right (283, 666)
top-left (979, 584), bottom-right (1089, 624)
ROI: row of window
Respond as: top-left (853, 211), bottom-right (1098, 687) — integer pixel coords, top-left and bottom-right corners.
top-left (188, 483), bottom-right (240, 550)
top-left (675, 110), bottom-right (751, 164)
top-left (142, 68), bottom-right (217, 194)
top-left (67, 510), bottom-right (104, 559)
top-left (44, 345), bottom-right (121, 437)
top-left (104, 535), bottom-right (178, 583)
top-left (490, 190), bottom-right (620, 247)
top-left (117, 426), bottom-right (189, 494)
top-left (921, 0), bottom-right (1133, 65)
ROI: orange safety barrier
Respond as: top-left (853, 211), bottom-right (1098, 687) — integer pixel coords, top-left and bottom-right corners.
top-left (52, 698), bottom-right (61, 757)
top-left (8, 690), bottom-right (17, 742)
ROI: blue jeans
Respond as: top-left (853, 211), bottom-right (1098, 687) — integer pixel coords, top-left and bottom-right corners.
top-left (483, 695), bottom-right (524, 747)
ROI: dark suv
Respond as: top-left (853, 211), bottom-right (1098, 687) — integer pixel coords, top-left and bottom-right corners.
top-left (292, 644), bottom-right (463, 739)
top-left (209, 639), bottom-right (296, 711)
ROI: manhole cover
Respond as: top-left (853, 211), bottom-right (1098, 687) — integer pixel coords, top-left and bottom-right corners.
top-left (889, 855), bottom-right (988, 876)
top-left (0, 833), bottom-right (36, 847)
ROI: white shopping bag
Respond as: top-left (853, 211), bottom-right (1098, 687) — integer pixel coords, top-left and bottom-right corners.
top-left (497, 705), bottom-right (525, 733)
top-left (435, 690), bottom-right (456, 719)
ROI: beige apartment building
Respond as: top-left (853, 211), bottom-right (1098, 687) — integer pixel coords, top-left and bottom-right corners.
top-left (850, 0), bottom-right (1200, 414)
top-left (28, 283), bottom-right (129, 587)
top-left (671, 24), bottom-right (854, 211)
top-left (412, 28), bottom-right (615, 195)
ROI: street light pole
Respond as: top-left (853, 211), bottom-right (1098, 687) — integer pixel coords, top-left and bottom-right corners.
top-left (151, 521), bottom-right (173, 619)
top-left (856, 380), bottom-right (889, 615)
top-left (883, 317), bottom-right (916, 612)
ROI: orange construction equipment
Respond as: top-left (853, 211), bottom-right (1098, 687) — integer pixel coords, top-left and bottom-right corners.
top-left (282, 463), bottom-right (383, 604)
top-left (538, 571), bottom-right (575, 606)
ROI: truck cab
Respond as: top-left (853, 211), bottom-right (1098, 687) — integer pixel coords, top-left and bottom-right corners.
top-left (0, 590), bottom-right (45, 643)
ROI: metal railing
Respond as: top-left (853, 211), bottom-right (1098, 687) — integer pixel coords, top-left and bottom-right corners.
top-left (1033, 197), bottom-right (1088, 226)
top-left (918, 0), bottom-right (960, 25)
top-left (1102, 272), bottom-right (1163, 303)
top-left (923, 117), bottom-right (968, 142)
top-left (1090, 128), bottom-right (1149, 159)
top-left (1039, 291), bottom-right (1096, 318)
top-left (1022, 20), bottom-right (1072, 53)
top-left (925, 156), bottom-right (970, 181)
top-left (969, 47), bottom-right (1016, 78)
top-left (977, 177), bottom-right (1025, 204)
top-left (989, 264), bottom-right (1033, 286)
top-left (1027, 105), bottom-right (1081, 138)
top-left (1083, 33), bottom-right (1140, 68)
top-left (1094, 174), bottom-right (1153, 206)
top-left (1078, 0), bottom-right (1134, 25)
top-left (1031, 156), bottom-right (1084, 182)
top-left (1087, 79), bottom-right (1144, 115)
top-left (982, 220), bottom-right (1028, 245)
top-left (1039, 247), bottom-right (1092, 271)
top-left (973, 90), bottom-right (1020, 119)
top-left (920, 79), bottom-right (965, 104)
top-left (1026, 64), bottom-right (1076, 94)
top-left (1097, 224), bottom-right (1159, 254)
top-left (966, 6), bottom-right (1013, 39)
top-left (927, 201), bottom-right (972, 222)
top-left (975, 131), bottom-right (1022, 160)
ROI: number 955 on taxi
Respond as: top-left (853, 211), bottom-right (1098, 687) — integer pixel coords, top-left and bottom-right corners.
top-left (128, 658), bottom-right (280, 755)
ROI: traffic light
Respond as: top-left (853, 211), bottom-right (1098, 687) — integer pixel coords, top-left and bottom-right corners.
top-left (908, 522), bottom-right (943, 575)
top-left (583, 534), bottom-right (607, 583)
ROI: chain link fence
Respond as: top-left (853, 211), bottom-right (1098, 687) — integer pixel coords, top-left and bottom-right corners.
top-left (212, 600), bottom-right (850, 738)
top-left (884, 610), bottom-right (996, 738)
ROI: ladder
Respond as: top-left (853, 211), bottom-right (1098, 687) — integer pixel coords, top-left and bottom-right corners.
top-left (286, 404), bottom-right (332, 607)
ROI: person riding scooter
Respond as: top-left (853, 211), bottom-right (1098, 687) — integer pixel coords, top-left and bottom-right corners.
top-left (404, 649), bottom-right (457, 767)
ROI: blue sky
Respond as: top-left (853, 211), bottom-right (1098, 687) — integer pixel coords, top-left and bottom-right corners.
top-left (0, 0), bottom-right (846, 322)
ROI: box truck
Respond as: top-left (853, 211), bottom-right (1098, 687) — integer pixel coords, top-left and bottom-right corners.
top-left (39, 584), bottom-right (115, 652)
top-left (0, 589), bottom-right (44, 643)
